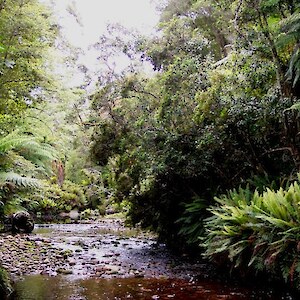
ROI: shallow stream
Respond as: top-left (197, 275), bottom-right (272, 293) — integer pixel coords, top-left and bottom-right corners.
top-left (3, 219), bottom-right (297, 299)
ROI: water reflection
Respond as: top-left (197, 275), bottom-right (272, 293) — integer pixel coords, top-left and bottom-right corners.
top-left (12, 275), bottom-right (293, 300)
top-left (34, 223), bottom-right (148, 239)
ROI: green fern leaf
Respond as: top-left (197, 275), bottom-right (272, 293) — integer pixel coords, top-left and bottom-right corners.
top-left (0, 172), bottom-right (41, 188)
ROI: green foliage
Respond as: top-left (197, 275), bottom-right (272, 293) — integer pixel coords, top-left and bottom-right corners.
top-left (88, 0), bottom-right (300, 252)
top-left (202, 181), bottom-right (300, 288)
top-left (277, 12), bottom-right (300, 88)
top-left (177, 197), bottom-right (208, 246)
top-left (91, 122), bottom-right (121, 166)
top-left (0, 131), bottom-right (57, 220)
top-left (0, 0), bottom-right (57, 132)
top-left (27, 180), bottom-right (86, 220)
top-left (0, 131), bottom-right (57, 177)
top-left (0, 267), bottom-right (13, 297)
top-left (0, 172), bottom-right (40, 189)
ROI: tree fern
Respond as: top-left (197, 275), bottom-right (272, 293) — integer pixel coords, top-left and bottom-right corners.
top-left (277, 12), bottom-right (300, 87)
top-left (0, 134), bottom-right (36, 153)
top-left (0, 172), bottom-right (40, 188)
top-left (0, 132), bottom-right (58, 219)
top-left (0, 132), bottom-right (57, 174)
top-left (2, 197), bottom-right (24, 216)
top-left (17, 141), bottom-right (57, 175)
top-left (287, 46), bottom-right (300, 87)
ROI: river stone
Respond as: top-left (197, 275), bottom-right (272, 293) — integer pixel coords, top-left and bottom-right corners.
top-left (69, 209), bottom-right (79, 220)
top-left (105, 265), bottom-right (120, 275)
top-left (68, 259), bottom-right (76, 266)
top-left (57, 268), bottom-right (73, 275)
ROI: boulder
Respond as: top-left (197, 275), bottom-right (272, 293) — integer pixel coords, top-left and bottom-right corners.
top-left (11, 211), bottom-right (34, 233)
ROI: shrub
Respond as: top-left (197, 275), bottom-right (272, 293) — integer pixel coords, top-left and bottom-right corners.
top-left (176, 196), bottom-right (208, 247)
top-left (202, 181), bottom-right (300, 289)
top-left (0, 267), bottom-right (13, 297)
top-left (27, 180), bottom-right (86, 220)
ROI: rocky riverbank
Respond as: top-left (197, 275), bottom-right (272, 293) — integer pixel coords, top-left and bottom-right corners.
top-left (0, 218), bottom-right (208, 282)
top-left (2, 218), bottom-right (299, 300)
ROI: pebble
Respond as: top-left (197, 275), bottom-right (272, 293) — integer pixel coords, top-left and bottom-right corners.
top-left (0, 218), bottom-right (200, 282)
top-left (57, 268), bottom-right (73, 275)
top-left (68, 260), bottom-right (76, 266)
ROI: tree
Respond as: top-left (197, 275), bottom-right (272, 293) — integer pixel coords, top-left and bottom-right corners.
top-left (231, 0), bottom-right (300, 97)
top-left (277, 11), bottom-right (300, 93)
top-left (0, 0), bottom-right (67, 221)
top-left (88, 0), bottom-right (300, 251)
top-left (0, 0), bottom-right (57, 133)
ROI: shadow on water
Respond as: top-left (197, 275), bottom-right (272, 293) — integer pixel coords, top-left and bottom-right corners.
top-left (11, 275), bottom-right (296, 300)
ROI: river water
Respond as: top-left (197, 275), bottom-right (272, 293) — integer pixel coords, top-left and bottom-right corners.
top-left (6, 220), bottom-right (297, 300)
top-left (13, 275), bottom-right (293, 300)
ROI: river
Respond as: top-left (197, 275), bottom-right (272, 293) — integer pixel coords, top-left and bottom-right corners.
top-left (0, 218), bottom-right (296, 299)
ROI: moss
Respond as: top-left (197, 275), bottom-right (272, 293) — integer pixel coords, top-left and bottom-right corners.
top-left (0, 267), bottom-right (13, 298)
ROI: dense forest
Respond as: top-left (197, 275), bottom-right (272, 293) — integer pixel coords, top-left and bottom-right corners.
top-left (1, 0), bottom-right (300, 292)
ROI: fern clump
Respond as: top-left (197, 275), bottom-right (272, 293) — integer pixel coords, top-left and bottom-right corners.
top-left (202, 182), bottom-right (300, 289)
top-left (0, 131), bottom-right (57, 220)
top-left (176, 196), bottom-right (208, 246)
top-left (27, 180), bottom-right (87, 221)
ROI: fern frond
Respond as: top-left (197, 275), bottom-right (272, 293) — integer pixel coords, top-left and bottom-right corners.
top-left (0, 132), bottom-right (58, 177)
top-left (0, 172), bottom-right (41, 188)
top-left (286, 46), bottom-right (300, 87)
top-left (280, 12), bottom-right (300, 39)
top-left (277, 12), bottom-right (300, 87)
top-left (0, 133), bottom-right (35, 154)
top-left (284, 102), bottom-right (300, 111)
top-left (3, 199), bottom-right (24, 215)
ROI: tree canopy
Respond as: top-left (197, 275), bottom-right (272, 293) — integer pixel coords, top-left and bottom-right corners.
top-left (86, 0), bottom-right (300, 254)
top-left (0, 0), bottom-right (57, 133)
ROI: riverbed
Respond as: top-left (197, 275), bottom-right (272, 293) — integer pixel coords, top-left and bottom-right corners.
top-left (0, 218), bottom-right (297, 299)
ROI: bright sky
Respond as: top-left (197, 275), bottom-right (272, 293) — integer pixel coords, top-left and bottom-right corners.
top-left (54, 0), bottom-right (160, 48)
top-left (42, 0), bottom-right (160, 85)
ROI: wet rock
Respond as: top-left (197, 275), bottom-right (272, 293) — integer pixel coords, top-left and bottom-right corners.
top-left (57, 268), bottom-right (73, 275)
top-left (89, 260), bottom-right (99, 265)
top-left (0, 218), bottom-right (207, 283)
top-left (95, 266), bottom-right (105, 273)
top-left (68, 259), bottom-right (76, 266)
top-left (40, 270), bottom-right (50, 275)
top-left (69, 209), bottom-right (79, 220)
top-left (95, 265), bottom-right (121, 276)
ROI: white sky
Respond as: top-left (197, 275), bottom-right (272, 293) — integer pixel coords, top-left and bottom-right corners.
top-left (54, 0), bottom-right (160, 48)
top-left (42, 0), bottom-right (160, 85)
